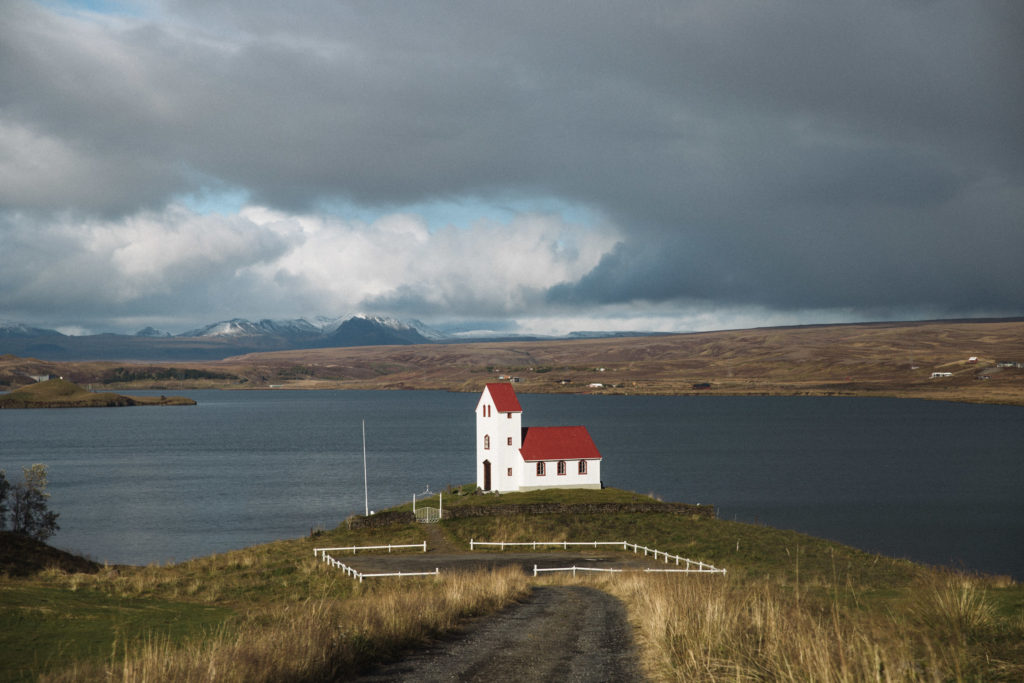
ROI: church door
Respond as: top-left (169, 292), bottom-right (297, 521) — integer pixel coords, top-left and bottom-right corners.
top-left (483, 460), bottom-right (491, 491)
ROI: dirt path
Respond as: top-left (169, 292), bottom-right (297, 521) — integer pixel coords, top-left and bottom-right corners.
top-left (424, 522), bottom-right (461, 553)
top-left (357, 585), bottom-right (644, 682)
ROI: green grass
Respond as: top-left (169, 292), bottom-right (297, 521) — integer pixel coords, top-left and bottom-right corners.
top-left (0, 525), bottom-right (432, 681)
top-left (388, 484), bottom-right (667, 511)
top-left (0, 584), bottom-right (231, 682)
top-left (2, 489), bottom-right (1022, 681)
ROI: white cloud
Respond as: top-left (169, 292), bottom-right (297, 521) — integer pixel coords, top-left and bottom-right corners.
top-left (0, 202), bottom-right (620, 331)
top-left (513, 303), bottom-right (866, 337)
top-left (242, 206), bottom-right (620, 318)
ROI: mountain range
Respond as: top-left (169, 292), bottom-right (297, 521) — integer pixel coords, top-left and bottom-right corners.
top-left (0, 315), bottom-right (446, 361)
top-left (0, 314), bottom-right (648, 361)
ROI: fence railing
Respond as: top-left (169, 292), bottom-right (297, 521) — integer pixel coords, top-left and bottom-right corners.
top-left (534, 564), bottom-right (623, 576)
top-left (471, 539), bottom-right (726, 574)
top-left (533, 564), bottom-right (726, 577)
top-left (470, 540), bottom-right (625, 551)
top-left (313, 541), bottom-right (427, 557)
top-left (317, 552), bottom-right (439, 582)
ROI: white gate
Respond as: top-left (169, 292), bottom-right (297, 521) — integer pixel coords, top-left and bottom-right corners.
top-left (415, 507), bottom-right (441, 523)
top-left (412, 491), bottom-right (442, 523)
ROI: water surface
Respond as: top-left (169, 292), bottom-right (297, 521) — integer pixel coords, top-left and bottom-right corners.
top-left (1, 391), bottom-right (1021, 578)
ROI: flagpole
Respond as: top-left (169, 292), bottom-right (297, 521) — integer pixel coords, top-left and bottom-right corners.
top-left (362, 419), bottom-right (369, 516)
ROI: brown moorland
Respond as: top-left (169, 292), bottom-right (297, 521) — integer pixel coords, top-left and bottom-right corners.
top-left (2, 319), bottom-right (1023, 405)
top-left (0, 378), bottom-right (196, 408)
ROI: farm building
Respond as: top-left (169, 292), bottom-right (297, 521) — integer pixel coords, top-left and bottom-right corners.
top-left (475, 383), bottom-right (602, 493)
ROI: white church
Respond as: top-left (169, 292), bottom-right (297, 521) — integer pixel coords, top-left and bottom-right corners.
top-left (475, 383), bottom-right (602, 492)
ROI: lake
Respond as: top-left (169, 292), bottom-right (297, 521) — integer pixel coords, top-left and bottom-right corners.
top-left (1, 390), bottom-right (1022, 578)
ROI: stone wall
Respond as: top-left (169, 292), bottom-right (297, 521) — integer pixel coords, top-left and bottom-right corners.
top-left (346, 501), bottom-right (713, 529)
top-left (345, 510), bottom-right (414, 529)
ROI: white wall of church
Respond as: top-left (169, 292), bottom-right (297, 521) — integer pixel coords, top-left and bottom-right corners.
top-left (517, 459), bottom-right (602, 491)
top-left (475, 387), bottom-right (522, 493)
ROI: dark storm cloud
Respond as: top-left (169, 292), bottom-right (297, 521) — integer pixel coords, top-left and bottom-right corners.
top-left (1, 0), bottom-right (1022, 326)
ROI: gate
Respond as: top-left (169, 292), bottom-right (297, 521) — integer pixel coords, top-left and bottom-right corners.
top-left (415, 507), bottom-right (442, 523)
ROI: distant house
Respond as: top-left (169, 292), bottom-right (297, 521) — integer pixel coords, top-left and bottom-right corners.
top-left (930, 372), bottom-right (954, 379)
top-left (475, 383), bottom-right (602, 493)
top-left (967, 357), bottom-right (978, 364)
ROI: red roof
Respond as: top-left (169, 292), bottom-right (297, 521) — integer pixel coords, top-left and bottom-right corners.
top-left (519, 426), bottom-right (602, 461)
top-left (484, 383), bottom-right (522, 413)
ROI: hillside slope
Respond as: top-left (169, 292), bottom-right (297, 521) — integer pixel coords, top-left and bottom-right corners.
top-left (0, 378), bottom-right (196, 408)
top-left (2, 319), bottom-right (1023, 405)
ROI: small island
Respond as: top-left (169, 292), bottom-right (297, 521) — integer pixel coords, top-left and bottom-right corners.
top-left (0, 378), bottom-right (195, 409)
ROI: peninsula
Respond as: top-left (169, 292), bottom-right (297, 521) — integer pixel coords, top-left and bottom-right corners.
top-left (0, 378), bottom-right (195, 409)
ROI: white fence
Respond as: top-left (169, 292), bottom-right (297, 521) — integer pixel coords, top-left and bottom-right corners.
top-left (317, 552), bottom-right (440, 582)
top-left (313, 541), bottom-right (427, 557)
top-left (533, 564), bottom-right (726, 577)
top-left (471, 539), bottom-right (726, 575)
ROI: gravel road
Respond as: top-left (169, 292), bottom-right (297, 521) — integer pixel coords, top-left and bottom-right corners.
top-left (357, 584), bottom-right (644, 682)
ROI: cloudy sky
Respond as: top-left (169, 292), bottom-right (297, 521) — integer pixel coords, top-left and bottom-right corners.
top-left (2, 0), bottom-right (1021, 336)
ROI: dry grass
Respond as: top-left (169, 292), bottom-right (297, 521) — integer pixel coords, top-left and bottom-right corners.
top-left (11, 511), bottom-right (1023, 681)
top-left (584, 570), bottom-right (1023, 682)
top-left (43, 566), bottom-right (529, 682)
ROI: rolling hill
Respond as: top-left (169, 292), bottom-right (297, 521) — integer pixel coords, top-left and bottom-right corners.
top-left (3, 319), bottom-right (1022, 405)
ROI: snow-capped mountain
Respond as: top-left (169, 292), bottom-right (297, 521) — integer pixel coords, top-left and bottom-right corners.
top-left (0, 321), bottom-right (63, 338)
top-left (180, 317), bottom-right (323, 339)
top-left (322, 314), bottom-right (439, 347)
top-left (176, 315), bottom-right (445, 346)
top-left (0, 313), bottom-right (498, 361)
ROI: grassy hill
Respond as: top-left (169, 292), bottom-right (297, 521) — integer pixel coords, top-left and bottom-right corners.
top-left (0, 378), bottom-right (195, 408)
top-left (4, 319), bottom-right (1022, 405)
top-left (2, 487), bottom-right (1021, 681)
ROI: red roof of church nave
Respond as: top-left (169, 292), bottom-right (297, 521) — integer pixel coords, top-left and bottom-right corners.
top-left (520, 426), bottom-right (602, 462)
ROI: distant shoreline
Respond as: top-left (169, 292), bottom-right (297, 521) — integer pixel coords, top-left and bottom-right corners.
top-left (3, 319), bottom-right (1022, 406)
top-left (0, 378), bottom-right (195, 409)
